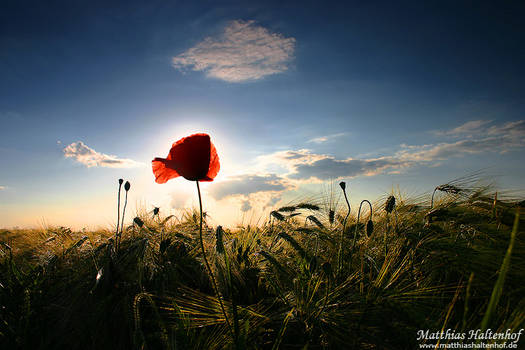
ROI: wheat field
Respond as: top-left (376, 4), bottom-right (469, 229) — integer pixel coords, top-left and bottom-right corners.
top-left (1, 180), bottom-right (523, 349)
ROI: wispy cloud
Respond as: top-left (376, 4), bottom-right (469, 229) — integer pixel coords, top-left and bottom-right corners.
top-left (255, 119), bottom-right (525, 182)
top-left (257, 149), bottom-right (411, 181)
top-left (63, 141), bottom-right (142, 168)
top-left (172, 20), bottom-right (296, 82)
top-left (397, 137), bottom-right (523, 162)
top-left (308, 133), bottom-right (347, 144)
top-left (209, 174), bottom-right (292, 200)
top-left (289, 157), bottom-right (410, 180)
top-left (0, 186), bottom-right (6, 191)
top-left (207, 120), bottom-right (525, 202)
top-left (407, 119), bottom-right (525, 161)
top-left (487, 120), bottom-right (525, 137)
top-left (434, 120), bottom-right (492, 136)
top-left (240, 200), bottom-right (252, 212)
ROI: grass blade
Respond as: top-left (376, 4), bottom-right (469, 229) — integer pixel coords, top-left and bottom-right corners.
top-left (480, 210), bottom-right (519, 331)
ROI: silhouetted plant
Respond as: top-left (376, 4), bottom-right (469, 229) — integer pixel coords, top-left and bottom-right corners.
top-left (118, 181), bottom-right (131, 251)
top-left (431, 183), bottom-right (462, 209)
top-left (115, 178), bottom-right (123, 247)
top-left (277, 206), bottom-right (296, 212)
top-left (338, 181), bottom-right (350, 273)
top-left (270, 210), bottom-right (285, 222)
top-left (353, 199), bottom-right (373, 248)
top-left (306, 215), bottom-right (324, 229)
top-left (326, 209), bottom-right (334, 226)
top-left (215, 225), bottom-right (225, 254)
top-left (151, 133), bottom-right (233, 340)
top-left (384, 195), bottom-right (395, 255)
top-left (296, 203), bottom-right (320, 211)
top-left (133, 217), bottom-right (144, 228)
top-left (366, 219), bottom-right (374, 238)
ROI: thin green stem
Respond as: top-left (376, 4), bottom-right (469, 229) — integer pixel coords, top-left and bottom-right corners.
top-left (196, 181), bottom-right (234, 338)
top-left (353, 200), bottom-right (372, 249)
top-left (119, 190), bottom-right (128, 251)
top-left (430, 187), bottom-right (437, 209)
top-left (480, 210), bottom-right (519, 331)
top-left (116, 182), bottom-right (122, 248)
top-left (225, 250), bottom-right (240, 348)
top-left (384, 214), bottom-right (389, 256)
top-left (338, 187), bottom-right (351, 274)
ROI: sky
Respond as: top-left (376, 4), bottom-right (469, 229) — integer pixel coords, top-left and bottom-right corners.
top-left (1, 0), bottom-right (524, 229)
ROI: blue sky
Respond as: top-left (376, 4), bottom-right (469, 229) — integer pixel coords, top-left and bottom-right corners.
top-left (1, 0), bottom-right (524, 228)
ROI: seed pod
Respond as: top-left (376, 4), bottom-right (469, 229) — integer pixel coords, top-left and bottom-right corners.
top-left (133, 217), bottom-right (144, 227)
top-left (153, 207), bottom-right (160, 216)
top-left (296, 203), bottom-right (320, 211)
top-left (366, 220), bottom-right (374, 237)
top-left (436, 184), bottom-right (462, 194)
top-left (215, 225), bottom-right (225, 254)
top-left (385, 195), bottom-right (396, 214)
top-left (329, 210), bottom-right (335, 225)
top-left (270, 210), bottom-right (285, 221)
top-left (339, 181), bottom-right (346, 191)
top-left (118, 179), bottom-right (124, 185)
top-left (124, 181), bottom-right (131, 191)
top-left (307, 215), bottom-right (324, 229)
top-left (277, 206), bottom-right (296, 212)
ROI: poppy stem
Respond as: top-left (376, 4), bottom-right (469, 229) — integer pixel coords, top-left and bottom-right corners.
top-left (338, 186), bottom-right (351, 275)
top-left (116, 180), bottom-right (122, 248)
top-left (119, 190), bottom-right (128, 251)
top-left (196, 181), bottom-right (234, 338)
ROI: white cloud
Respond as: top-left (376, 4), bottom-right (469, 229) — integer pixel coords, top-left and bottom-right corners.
top-left (487, 120), bottom-right (525, 137)
top-left (240, 200), bottom-right (252, 212)
top-left (289, 157), bottom-right (411, 180)
top-left (203, 120), bottom-right (525, 201)
top-left (63, 141), bottom-right (142, 168)
top-left (170, 193), bottom-right (191, 209)
top-left (397, 136), bottom-right (523, 162)
top-left (256, 149), bottom-right (411, 181)
top-left (253, 120), bottom-right (525, 182)
top-left (255, 149), bottom-right (327, 174)
top-left (308, 133), bottom-right (346, 144)
top-left (266, 196), bottom-right (281, 208)
top-left (434, 120), bottom-right (492, 136)
top-left (172, 20), bottom-right (296, 82)
top-left (209, 174), bottom-right (292, 200)
top-left (0, 186), bottom-right (5, 191)
top-left (404, 119), bottom-right (525, 161)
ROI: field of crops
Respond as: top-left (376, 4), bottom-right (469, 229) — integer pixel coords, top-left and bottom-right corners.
top-left (1, 181), bottom-right (523, 349)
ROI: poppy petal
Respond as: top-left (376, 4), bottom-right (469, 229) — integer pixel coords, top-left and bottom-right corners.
top-left (168, 133), bottom-right (212, 181)
top-left (205, 140), bottom-right (220, 181)
top-left (152, 133), bottom-right (220, 183)
top-left (152, 158), bottom-right (180, 184)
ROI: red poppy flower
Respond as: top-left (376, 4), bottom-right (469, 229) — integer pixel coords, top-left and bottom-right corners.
top-left (152, 133), bottom-right (220, 183)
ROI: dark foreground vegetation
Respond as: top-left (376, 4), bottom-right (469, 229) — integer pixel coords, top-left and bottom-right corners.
top-left (1, 181), bottom-right (524, 349)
